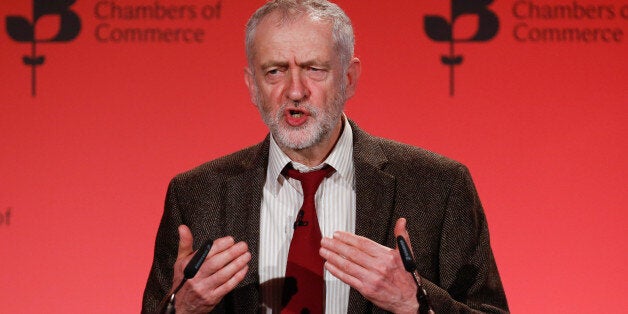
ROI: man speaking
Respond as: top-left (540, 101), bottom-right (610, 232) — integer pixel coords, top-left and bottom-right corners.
top-left (142, 1), bottom-right (509, 313)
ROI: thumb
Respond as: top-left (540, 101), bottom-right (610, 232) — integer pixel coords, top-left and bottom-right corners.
top-left (394, 217), bottom-right (414, 256)
top-left (177, 224), bottom-right (194, 259)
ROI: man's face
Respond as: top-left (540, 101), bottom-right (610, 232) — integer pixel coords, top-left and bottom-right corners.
top-left (245, 13), bottom-right (358, 151)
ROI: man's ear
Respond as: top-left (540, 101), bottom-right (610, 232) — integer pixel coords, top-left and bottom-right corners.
top-left (344, 57), bottom-right (361, 99)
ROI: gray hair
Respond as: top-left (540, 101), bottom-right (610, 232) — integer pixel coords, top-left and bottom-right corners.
top-left (245, 0), bottom-right (355, 73)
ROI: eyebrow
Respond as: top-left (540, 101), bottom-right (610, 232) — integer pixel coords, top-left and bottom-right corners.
top-left (298, 60), bottom-right (331, 69)
top-left (260, 59), bottom-right (331, 70)
top-left (260, 61), bottom-right (289, 70)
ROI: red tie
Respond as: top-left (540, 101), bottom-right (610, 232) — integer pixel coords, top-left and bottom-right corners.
top-left (281, 165), bottom-right (335, 314)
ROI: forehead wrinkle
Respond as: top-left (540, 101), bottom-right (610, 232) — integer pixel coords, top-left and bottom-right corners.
top-left (256, 41), bottom-right (332, 69)
top-left (259, 11), bottom-right (333, 43)
top-left (252, 12), bottom-right (337, 74)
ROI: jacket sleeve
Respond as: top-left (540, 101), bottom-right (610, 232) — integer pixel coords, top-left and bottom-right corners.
top-left (141, 179), bottom-right (183, 314)
top-left (422, 165), bottom-right (509, 313)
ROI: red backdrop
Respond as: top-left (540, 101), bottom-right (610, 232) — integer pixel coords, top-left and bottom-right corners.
top-left (1, 0), bottom-right (626, 312)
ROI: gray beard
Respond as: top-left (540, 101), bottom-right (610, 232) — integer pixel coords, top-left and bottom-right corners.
top-left (254, 85), bottom-right (346, 151)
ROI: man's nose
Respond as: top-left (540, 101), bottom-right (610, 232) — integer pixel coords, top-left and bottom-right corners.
top-left (286, 71), bottom-right (308, 101)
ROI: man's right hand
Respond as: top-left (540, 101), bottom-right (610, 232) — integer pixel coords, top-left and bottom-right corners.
top-left (172, 225), bottom-right (251, 314)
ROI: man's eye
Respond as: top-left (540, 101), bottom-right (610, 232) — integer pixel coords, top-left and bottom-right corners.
top-left (264, 68), bottom-right (284, 82)
top-left (307, 67), bottom-right (327, 80)
top-left (309, 66), bottom-right (328, 73)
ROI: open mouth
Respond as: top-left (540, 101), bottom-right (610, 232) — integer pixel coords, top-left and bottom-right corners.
top-left (284, 107), bottom-right (309, 126)
top-left (288, 109), bottom-right (304, 118)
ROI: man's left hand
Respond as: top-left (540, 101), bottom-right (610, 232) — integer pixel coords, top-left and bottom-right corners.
top-left (319, 218), bottom-right (419, 314)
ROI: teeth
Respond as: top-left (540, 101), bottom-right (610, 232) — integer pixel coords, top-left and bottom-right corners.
top-left (289, 110), bottom-right (303, 118)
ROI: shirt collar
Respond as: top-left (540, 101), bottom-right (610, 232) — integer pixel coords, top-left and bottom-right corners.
top-left (266, 115), bottom-right (354, 195)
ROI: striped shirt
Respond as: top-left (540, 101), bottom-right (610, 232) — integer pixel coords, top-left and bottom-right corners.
top-left (259, 117), bottom-right (356, 313)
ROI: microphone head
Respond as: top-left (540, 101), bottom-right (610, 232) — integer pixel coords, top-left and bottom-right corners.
top-left (396, 236), bottom-right (417, 272)
top-left (183, 239), bottom-right (213, 279)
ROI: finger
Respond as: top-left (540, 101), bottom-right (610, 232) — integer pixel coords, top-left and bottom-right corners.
top-left (177, 225), bottom-right (194, 259)
top-left (174, 240), bottom-right (249, 312)
top-left (203, 247), bottom-right (251, 285)
top-left (394, 218), bottom-right (415, 259)
top-left (195, 236), bottom-right (236, 278)
top-left (201, 250), bottom-right (252, 293)
top-left (197, 240), bottom-right (249, 278)
top-left (320, 236), bottom-right (381, 272)
top-left (393, 218), bottom-right (413, 256)
top-left (207, 236), bottom-right (237, 258)
top-left (329, 231), bottom-right (392, 259)
top-left (394, 217), bottom-right (407, 239)
top-left (320, 242), bottom-right (374, 285)
top-left (208, 265), bottom-right (250, 301)
top-left (323, 259), bottom-right (364, 291)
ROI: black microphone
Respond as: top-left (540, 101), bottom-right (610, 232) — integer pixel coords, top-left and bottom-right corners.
top-left (293, 209), bottom-right (309, 228)
top-left (157, 237), bottom-right (214, 314)
top-left (184, 238), bottom-right (213, 278)
top-left (396, 236), bottom-right (435, 314)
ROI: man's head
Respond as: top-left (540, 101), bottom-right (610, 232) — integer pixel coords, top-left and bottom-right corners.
top-left (244, 0), bottom-right (360, 155)
top-left (245, 0), bottom-right (355, 76)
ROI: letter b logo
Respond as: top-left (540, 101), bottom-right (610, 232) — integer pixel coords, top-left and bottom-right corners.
top-left (424, 0), bottom-right (499, 96)
top-left (6, 0), bottom-right (82, 96)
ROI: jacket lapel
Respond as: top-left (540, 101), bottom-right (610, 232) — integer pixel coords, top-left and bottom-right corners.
top-left (222, 138), bottom-right (270, 312)
top-left (348, 121), bottom-right (398, 312)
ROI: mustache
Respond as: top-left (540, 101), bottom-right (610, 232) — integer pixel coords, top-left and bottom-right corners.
top-left (277, 101), bottom-right (319, 117)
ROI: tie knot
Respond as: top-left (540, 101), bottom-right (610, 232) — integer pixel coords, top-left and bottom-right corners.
top-left (284, 165), bottom-right (335, 195)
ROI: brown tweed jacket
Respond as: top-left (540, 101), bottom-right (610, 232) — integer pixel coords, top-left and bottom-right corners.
top-left (142, 121), bottom-right (509, 313)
